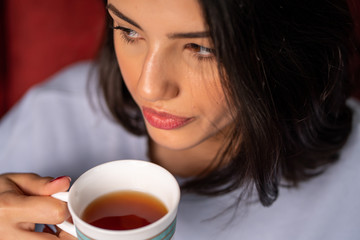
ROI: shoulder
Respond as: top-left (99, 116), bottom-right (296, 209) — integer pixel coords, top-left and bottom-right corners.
top-left (40, 60), bottom-right (96, 92)
top-left (0, 61), bottom-right (99, 131)
top-left (0, 61), bottom-right (148, 175)
top-left (347, 98), bottom-right (360, 128)
top-left (343, 98), bottom-right (360, 156)
top-left (336, 98), bottom-right (360, 172)
top-left (2, 61), bottom-right (97, 117)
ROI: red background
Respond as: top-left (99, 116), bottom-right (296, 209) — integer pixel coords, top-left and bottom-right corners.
top-left (0, 0), bottom-right (359, 118)
top-left (0, 0), bottom-right (105, 117)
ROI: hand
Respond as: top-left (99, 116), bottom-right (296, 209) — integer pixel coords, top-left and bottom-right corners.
top-left (43, 225), bottom-right (77, 240)
top-left (0, 173), bottom-right (73, 240)
top-left (57, 230), bottom-right (77, 240)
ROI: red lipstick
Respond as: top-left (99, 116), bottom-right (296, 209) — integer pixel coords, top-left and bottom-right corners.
top-left (142, 107), bottom-right (193, 130)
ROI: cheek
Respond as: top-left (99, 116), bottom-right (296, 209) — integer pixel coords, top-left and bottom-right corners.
top-left (114, 42), bottom-right (140, 95)
top-left (211, 87), bottom-right (233, 126)
top-left (193, 70), bottom-right (227, 112)
top-left (207, 94), bottom-right (231, 126)
top-left (192, 76), bottom-right (232, 126)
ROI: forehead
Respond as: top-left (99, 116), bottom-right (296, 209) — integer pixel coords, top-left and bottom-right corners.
top-left (107, 0), bottom-right (206, 31)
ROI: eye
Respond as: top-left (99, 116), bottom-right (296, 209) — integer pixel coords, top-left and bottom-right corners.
top-left (111, 25), bottom-right (141, 44)
top-left (185, 43), bottom-right (215, 61)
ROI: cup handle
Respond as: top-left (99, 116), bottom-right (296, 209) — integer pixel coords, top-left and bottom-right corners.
top-left (51, 192), bottom-right (77, 237)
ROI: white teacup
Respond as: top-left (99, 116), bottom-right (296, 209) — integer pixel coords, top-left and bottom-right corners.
top-left (52, 159), bottom-right (180, 240)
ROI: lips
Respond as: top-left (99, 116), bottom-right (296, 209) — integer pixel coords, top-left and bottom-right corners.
top-left (142, 107), bottom-right (193, 130)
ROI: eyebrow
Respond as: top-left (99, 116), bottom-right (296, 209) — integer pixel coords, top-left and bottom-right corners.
top-left (106, 4), bottom-right (210, 39)
top-left (106, 4), bottom-right (142, 30)
top-left (167, 31), bottom-right (210, 39)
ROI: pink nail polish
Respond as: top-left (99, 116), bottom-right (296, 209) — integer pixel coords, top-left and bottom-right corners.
top-left (50, 176), bottom-right (71, 182)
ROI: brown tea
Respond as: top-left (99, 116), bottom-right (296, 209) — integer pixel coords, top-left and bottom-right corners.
top-left (81, 190), bottom-right (168, 230)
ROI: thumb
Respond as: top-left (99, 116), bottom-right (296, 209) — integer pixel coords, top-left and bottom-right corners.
top-left (6, 173), bottom-right (71, 196)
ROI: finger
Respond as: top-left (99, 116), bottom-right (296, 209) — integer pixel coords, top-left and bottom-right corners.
top-left (17, 222), bottom-right (35, 231)
top-left (0, 228), bottom-right (60, 240)
top-left (43, 224), bottom-right (56, 234)
top-left (1, 173), bottom-right (71, 196)
top-left (19, 231), bottom-right (61, 240)
top-left (56, 227), bottom-right (78, 240)
top-left (1, 192), bottom-right (70, 224)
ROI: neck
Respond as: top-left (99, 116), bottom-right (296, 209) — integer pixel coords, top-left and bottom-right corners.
top-left (148, 137), bottom-right (224, 178)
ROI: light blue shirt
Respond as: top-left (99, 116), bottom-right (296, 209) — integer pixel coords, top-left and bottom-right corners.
top-left (1, 61), bottom-right (360, 239)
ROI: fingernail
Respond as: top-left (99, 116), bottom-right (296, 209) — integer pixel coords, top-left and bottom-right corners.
top-left (50, 176), bottom-right (71, 183)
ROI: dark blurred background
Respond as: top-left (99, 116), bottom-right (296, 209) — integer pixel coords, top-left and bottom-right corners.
top-left (0, 0), bottom-right (359, 118)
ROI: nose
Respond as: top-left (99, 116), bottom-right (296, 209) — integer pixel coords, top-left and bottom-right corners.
top-left (136, 47), bottom-right (179, 102)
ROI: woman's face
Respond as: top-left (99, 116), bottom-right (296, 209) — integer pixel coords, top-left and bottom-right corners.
top-left (108, 0), bottom-right (233, 150)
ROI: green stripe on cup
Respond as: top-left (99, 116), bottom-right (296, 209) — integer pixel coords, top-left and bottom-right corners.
top-left (75, 217), bottom-right (176, 240)
top-left (76, 228), bottom-right (94, 240)
top-left (149, 218), bottom-right (176, 240)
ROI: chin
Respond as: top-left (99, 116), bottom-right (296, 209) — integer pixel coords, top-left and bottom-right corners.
top-left (146, 126), bottom-right (204, 151)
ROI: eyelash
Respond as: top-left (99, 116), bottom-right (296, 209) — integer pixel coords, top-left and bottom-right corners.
top-left (184, 43), bottom-right (215, 62)
top-left (110, 25), bottom-right (138, 44)
top-left (110, 25), bottom-right (216, 61)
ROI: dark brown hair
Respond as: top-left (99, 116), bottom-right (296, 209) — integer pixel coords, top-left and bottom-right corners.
top-left (97, 0), bottom-right (355, 206)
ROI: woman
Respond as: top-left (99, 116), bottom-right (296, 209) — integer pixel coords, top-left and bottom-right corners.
top-left (0, 0), bottom-right (359, 239)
